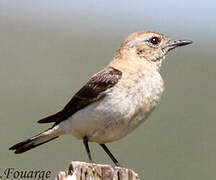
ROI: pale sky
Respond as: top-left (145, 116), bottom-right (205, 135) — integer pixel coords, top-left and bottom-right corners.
top-left (0, 0), bottom-right (215, 36)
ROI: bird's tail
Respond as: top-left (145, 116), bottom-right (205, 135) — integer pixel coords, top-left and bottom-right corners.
top-left (9, 128), bottom-right (59, 154)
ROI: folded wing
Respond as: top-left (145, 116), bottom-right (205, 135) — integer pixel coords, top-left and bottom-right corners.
top-left (38, 66), bottom-right (122, 125)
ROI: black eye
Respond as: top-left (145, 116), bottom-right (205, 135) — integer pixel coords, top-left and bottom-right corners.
top-left (150, 37), bottom-right (160, 45)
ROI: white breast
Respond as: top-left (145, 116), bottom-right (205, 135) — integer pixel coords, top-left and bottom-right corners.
top-left (57, 70), bottom-right (164, 143)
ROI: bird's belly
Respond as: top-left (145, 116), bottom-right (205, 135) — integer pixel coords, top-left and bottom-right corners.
top-left (58, 74), bottom-right (164, 143)
top-left (60, 96), bottom-right (137, 143)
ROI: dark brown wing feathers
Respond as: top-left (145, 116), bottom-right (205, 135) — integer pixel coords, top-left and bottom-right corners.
top-left (37, 66), bottom-right (122, 125)
top-left (37, 111), bottom-right (63, 124)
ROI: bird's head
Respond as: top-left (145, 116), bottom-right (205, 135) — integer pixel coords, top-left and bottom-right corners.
top-left (118, 31), bottom-right (192, 69)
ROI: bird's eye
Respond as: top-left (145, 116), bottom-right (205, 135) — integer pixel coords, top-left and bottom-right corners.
top-left (150, 37), bottom-right (160, 45)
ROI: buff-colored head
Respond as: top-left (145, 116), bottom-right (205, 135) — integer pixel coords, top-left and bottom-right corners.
top-left (119, 31), bottom-right (192, 64)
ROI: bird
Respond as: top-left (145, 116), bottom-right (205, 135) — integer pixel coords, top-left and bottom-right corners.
top-left (9, 31), bottom-right (192, 166)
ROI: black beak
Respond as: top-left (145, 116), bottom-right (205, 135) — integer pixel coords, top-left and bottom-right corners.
top-left (168, 40), bottom-right (193, 48)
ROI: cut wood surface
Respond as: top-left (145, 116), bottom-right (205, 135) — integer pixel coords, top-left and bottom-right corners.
top-left (56, 161), bottom-right (140, 180)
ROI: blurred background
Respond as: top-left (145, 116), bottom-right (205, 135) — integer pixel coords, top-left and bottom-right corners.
top-left (0, 1), bottom-right (215, 179)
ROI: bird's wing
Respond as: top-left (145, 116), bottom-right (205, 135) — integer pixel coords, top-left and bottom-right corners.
top-left (38, 66), bottom-right (122, 125)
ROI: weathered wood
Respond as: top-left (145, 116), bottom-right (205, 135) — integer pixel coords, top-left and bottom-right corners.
top-left (56, 161), bottom-right (140, 180)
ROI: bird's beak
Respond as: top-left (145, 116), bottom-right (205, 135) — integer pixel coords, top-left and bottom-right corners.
top-left (167, 40), bottom-right (193, 50)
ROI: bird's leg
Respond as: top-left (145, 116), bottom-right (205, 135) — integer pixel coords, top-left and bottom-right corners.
top-left (100, 144), bottom-right (120, 166)
top-left (83, 137), bottom-right (93, 163)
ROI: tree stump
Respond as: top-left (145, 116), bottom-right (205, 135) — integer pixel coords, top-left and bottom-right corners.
top-left (56, 161), bottom-right (140, 180)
